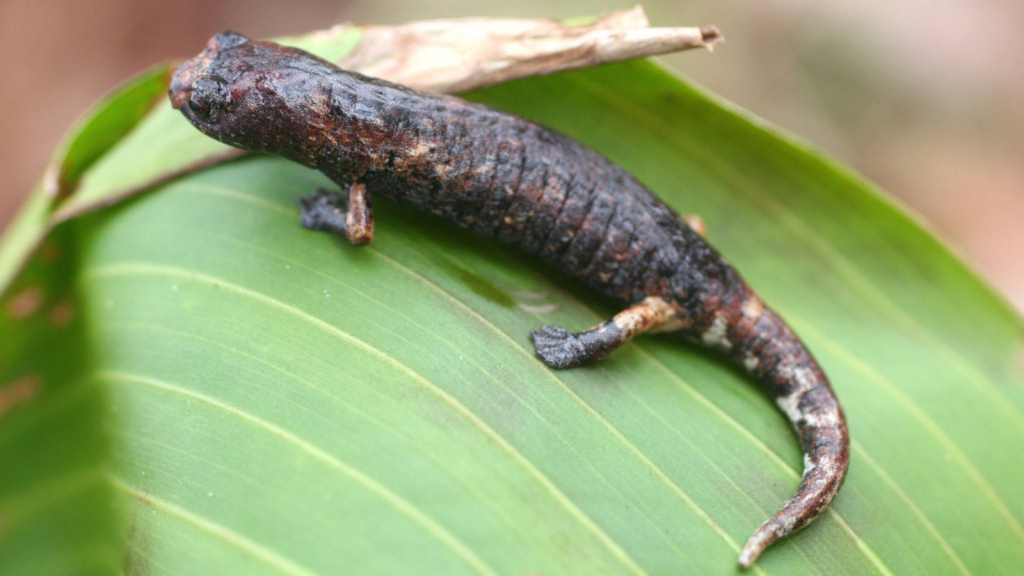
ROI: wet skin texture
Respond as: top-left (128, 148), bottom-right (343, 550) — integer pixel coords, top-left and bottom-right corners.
top-left (170, 31), bottom-right (849, 568)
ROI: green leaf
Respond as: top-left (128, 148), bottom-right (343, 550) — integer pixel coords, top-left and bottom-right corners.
top-left (0, 227), bottom-right (122, 576)
top-left (0, 65), bottom-right (172, 296)
top-left (43, 64), bottom-right (171, 202)
top-left (3, 35), bottom-right (1023, 576)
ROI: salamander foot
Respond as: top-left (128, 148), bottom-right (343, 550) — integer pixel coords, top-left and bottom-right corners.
top-left (299, 188), bottom-right (347, 234)
top-left (530, 324), bottom-right (622, 369)
top-left (299, 183), bottom-right (374, 245)
top-left (531, 325), bottom-right (587, 368)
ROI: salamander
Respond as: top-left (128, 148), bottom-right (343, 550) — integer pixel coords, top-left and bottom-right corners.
top-left (169, 31), bottom-right (850, 568)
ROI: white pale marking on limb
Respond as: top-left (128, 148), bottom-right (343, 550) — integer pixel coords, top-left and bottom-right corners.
top-left (611, 296), bottom-right (679, 341)
top-left (643, 296), bottom-right (687, 333)
top-left (700, 313), bottom-right (731, 350)
top-left (743, 355), bottom-right (759, 372)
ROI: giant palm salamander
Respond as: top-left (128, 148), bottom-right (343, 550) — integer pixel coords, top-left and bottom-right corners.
top-left (169, 31), bottom-right (850, 567)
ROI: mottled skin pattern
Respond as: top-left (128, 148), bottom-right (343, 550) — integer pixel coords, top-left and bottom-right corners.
top-left (169, 31), bottom-right (849, 567)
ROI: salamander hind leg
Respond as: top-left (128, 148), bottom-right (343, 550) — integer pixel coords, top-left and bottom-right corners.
top-left (531, 296), bottom-right (683, 369)
top-left (299, 183), bottom-right (374, 246)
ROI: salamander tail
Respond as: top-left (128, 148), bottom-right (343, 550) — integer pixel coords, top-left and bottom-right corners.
top-left (714, 295), bottom-right (850, 568)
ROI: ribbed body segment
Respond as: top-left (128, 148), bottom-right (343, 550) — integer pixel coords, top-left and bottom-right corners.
top-left (362, 105), bottom-right (715, 308)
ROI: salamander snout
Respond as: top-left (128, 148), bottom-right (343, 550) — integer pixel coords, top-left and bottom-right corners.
top-left (168, 67), bottom-right (191, 111)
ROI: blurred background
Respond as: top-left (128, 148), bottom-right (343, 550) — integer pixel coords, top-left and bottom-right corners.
top-left (2, 0), bottom-right (1022, 312)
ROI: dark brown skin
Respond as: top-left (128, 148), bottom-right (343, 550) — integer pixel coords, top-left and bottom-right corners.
top-left (169, 31), bottom-right (849, 567)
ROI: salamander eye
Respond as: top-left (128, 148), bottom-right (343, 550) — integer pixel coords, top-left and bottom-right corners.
top-left (188, 75), bottom-right (230, 123)
top-left (188, 95), bottom-right (212, 118)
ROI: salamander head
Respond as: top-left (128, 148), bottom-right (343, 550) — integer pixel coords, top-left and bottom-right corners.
top-left (169, 31), bottom-right (336, 166)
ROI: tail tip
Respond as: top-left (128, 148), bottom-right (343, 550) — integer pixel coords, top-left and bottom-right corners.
top-left (737, 523), bottom-right (778, 569)
top-left (737, 539), bottom-right (764, 570)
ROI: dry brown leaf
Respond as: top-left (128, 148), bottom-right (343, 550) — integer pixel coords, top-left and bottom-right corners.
top-left (322, 6), bottom-right (720, 93)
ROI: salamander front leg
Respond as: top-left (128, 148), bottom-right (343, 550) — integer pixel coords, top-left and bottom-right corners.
top-left (531, 296), bottom-right (683, 368)
top-left (299, 183), bottom-right (374, 246)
